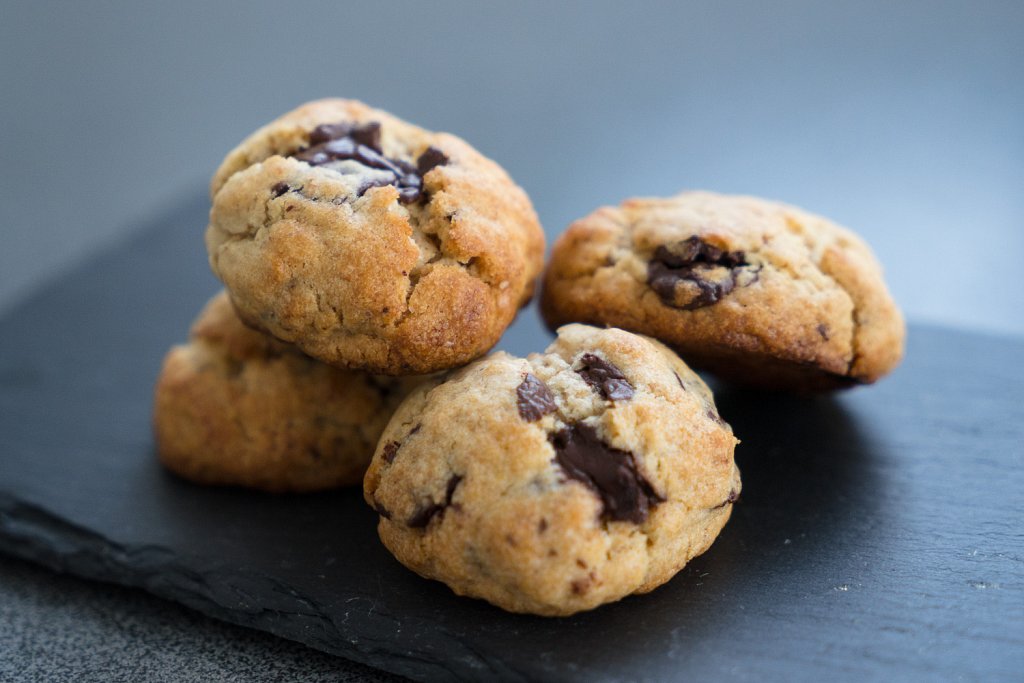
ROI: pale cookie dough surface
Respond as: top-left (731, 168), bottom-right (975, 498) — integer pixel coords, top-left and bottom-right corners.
top-left (364, 324), bottom-right (740, 616)
top-left (206, 98), bottom-right (545, 375)
top-left (541, 191), bottom-right (905, 391)
top-left (154, 292), bottom-right (422, 492)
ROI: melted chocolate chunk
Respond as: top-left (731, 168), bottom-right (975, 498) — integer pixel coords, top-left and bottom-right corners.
top-left (382, 441), bottom-right (400, 464)
top-left (372, 500), bottom-right (392, 519)
top-left (407, 474), bottom-right (463, 528)
top-left (290, 121), bottom-right (449, 204)
top-left (270, 181), bottom-right (290, 198)
top-left (516, 373), bottom-right (557, 421)
top-left (576, 354), bottom-right (634, 401)
top-left (647, 236), bottom-right (757, 310)
top-left (549, 423), bottom-right (663, 524)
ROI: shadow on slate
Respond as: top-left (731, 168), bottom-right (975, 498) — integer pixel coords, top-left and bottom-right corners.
top-left (1, 194), bottom-right (1022, 682)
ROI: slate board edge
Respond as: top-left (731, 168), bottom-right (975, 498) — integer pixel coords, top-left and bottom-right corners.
top-left (0, 493), bottom-right (527, 683)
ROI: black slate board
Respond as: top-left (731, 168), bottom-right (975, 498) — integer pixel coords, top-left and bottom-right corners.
top-left (1, 196), bottom-right (1023, 682)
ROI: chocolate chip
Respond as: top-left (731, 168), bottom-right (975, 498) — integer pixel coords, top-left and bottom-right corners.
top-left (714, 489), bottom-right (740, 509)
top-left (516, 373), bottom-right (557, 421)
top-left (372, 500), bottom-right (392, 519)
top-left (348, 121), bottom-right (382, 151)
top-left (407, 474), bottom-right (463, 528)
top-left (270, 181), bottom-right (290, 198)
top-left (382, 441), bottom-right (400, 464)
top-left (356, 175), bottom-right (403, 198)
top-left (308, 122), bottom-right (352, 145)
top-left (549, 423), bottom-right (663, 524)
top-left (673, 372), bottom-right (687, 390)
top-left (817, 323), bottom-right (830, 341)
top-left (290, 121), bottom-right (449, 205)
top-left (576, 354), bottom-right (634, 401)
top-left (647, 236), bottom-right (758, 310)
top-left (417, 146), bottom-right (449, 174)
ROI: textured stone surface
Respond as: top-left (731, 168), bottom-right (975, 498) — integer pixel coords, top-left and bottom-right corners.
top-left (0, 555), bottom-right (405, 683)
top-left (1, 199), bottom-right (1023, 681)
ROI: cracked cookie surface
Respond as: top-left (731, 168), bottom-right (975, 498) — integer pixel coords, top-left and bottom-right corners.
top-left (363, 324), bottom-right (740, 616)
top-left (205, 99), bottom-right (545, 375)
top-left (541, 191), bottom-right (905, 390)
top-left (154, 292), bottom-right (423, 492)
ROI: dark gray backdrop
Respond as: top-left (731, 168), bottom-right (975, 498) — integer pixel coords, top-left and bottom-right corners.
top-left (1, 0), bottom-right (1022, 335)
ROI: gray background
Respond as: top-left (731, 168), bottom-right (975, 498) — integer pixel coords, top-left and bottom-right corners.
top-left (1, 0), bottom-right (1023, 336)
top-left (1, 1), bottom-right (1022, 680)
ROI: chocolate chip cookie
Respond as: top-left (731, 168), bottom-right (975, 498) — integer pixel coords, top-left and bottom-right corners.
top-left (364, 324), bottom-right (740, 616)
top-left (205, 98), bottom-right (545, 375)
top-left (154, 292), bottom-right (422, 492)
top-left (541, 191), bottom-right (905, 390)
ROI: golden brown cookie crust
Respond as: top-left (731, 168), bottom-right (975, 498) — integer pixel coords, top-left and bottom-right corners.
top-left (153, 292), bottom-right (421, 492)
top-left (206, 99), bottom-right (545, 375)
top-left (541, 191), bottom-right (905, 390)
top-left (364, 324), bottom-right (740, 616)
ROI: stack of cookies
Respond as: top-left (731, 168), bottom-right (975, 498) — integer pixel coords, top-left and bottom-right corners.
top-left (154, 99), bottom-right (904, 616)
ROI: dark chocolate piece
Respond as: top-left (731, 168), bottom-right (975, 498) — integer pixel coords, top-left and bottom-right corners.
top-left (575, 354), bottom-right (634, 401)
top-left (673, 372), bottom-right (687, 390)
top-left (647, 236), bottom-right (757, 310)
top-left (382, 442), bottom-right (400, 464)
top-left (417, 146), bottom-right (449, 174)
top-left (516, 374), bottom-right (557, 421)
top-left (549, 423), bottom-right (663, 524)
top-left (290, 121), bottom-right (448, 205)
top-left (407, 475), bottom-right (463, 528)
top-left (348, 121), bottom-right (382, 151)
top-left (270, 181), bottom-right (290, 198)
top-left (308, 122), bottom-right (352, 145)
